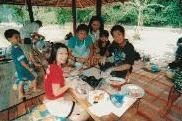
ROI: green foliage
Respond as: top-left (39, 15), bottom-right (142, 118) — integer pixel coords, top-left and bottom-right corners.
top-left (56, 8), bottom-right (72, 25)
top-left (161, 1), bottom-right (182, 27)
top-left (77, 8), bottom-right (95, 23)
top-left (0, 1), bottom-right (182, 27)
top-left (117, 7), bottom-right (137, 25)
top-left (34, 7), bottom-right (57, 24)
top-left (12, 6), bottom-right (29, 24)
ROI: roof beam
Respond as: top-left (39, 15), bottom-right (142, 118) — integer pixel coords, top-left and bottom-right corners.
top-left (26, 0), bottom-right (34, 22)
top-left (72, 0), bottom-right (77, 34)
top-left (96, 0), bottom-right (102, 17)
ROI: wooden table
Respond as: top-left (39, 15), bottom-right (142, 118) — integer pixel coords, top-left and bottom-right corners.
top-left (68, 87), bottom-right (141, 121)
top-left (67, 67), bottom-right (142, 121)
top-left (68, 89), bottom-right (119, 121)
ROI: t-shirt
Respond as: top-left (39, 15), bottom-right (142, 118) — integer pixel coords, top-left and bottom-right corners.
top-left (20, 22), bottom-right (40, 39)
top-left (98, 40), bottom-right (110, 56)
top-left (108, 40), bottom-right (135, 66)
top-left (67, 35), bottom-right (93, 57)
top-left (44, 64), bottom-right (65, 100)
top-left (67, 35), bottom-right (93, 50)
top-left (89, 30), bottom-right (100, 43)
top-left (11, 45), bottom-right (34, 81)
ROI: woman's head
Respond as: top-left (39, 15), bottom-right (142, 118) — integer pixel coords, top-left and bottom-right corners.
top-left (110, 25), bottom-right (125, 44)
top-left (89, 16), bottom-right (103, 33)
top-left (48, 43), bottom-right (68, 65)
top-left (76, 24), bottom-right (89, 41)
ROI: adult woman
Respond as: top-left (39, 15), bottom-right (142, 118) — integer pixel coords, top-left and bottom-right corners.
top-left (44, 43), bottom-right (89, 120)
top-left (88, 15), bottom-right (103, 44)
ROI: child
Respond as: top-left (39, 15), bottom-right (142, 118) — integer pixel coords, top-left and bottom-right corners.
top-left (162, 37), bottom-right (182, 115)
top-left (44, 43), bottom-right (89, 120)
top-left (30, 33), bottom-right (49, 71)
top-left (100, 25), bottom-right (135, 79)
top-left (67, 24), bottom-right (93, 64)
top-left (4, 29), bottom-right (37, 99)
top-left (98, 30), bottom-right (110, 56)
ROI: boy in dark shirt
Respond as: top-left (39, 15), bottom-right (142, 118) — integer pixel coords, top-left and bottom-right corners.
top-left (100, 25), bottom-right (135, 79)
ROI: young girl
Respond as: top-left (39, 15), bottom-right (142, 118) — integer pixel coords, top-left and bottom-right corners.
top-left (67, 24), bottom-right (93, 64)
top-left (44, 43), bottom-right (89, 120)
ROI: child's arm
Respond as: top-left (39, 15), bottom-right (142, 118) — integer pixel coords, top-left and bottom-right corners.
top-left (20, 60), bottom-right (32, 72)
top-left (29, 53), bottom-right (42, 67)
top-left (52, 84), bottom-right (70, 96)
top-left (89, 44), bottom-right (94, 57)
top-left (106, 64), bottom-right (131, 72)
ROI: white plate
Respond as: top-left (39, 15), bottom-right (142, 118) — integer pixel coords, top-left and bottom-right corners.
top-left (109, 77), bottom-right (126, 82)
top-left (88, 90), bottom-right (109, 105)
top-left (106, 77), bottom-right (126, 83)
top-left (120, 84), bottom-right (145, 98)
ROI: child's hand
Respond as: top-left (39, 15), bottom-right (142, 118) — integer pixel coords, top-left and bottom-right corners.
top-left (67, 82), bottom-right (75, 89)
top-left (29, 68), bottom-right (33, 72)
top-left (100, 57), bottom-right (106, 65)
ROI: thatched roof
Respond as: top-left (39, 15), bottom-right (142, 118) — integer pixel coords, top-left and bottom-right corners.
top-left (0, 0), bottom-right (128, 8)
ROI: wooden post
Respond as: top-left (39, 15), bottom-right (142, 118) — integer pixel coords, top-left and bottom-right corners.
top-left (96, 0), bottom-right (101, 18)
top-left (72, 0), bottom-right (77, 35)
top-left (26, 0), bottom-right (34, 22)
top-left (96, 0), bottom-right (104, 31)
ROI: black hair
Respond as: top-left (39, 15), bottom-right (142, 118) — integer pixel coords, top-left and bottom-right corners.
top-left (110, 25), bottom-right (125, 36)
top-left (88, 15), bottom-right (104, 33)
top-left (76, 24), bottom-right (89, 34)
top-left (48, 43), bottom-right (68, 64)
top-left (65, 32), bottom-right (73, 40)
top-left (4, 29), bottom-right (20, 40)
top-left (34, 20), bottom-right (42, 27)
top-left (100, 30), bottom-right (109, 38)
top-left (177, 37), bottom-right (182, 46)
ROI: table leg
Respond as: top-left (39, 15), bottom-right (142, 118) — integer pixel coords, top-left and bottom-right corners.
top-left (136, 99), bottom-right (141, 113)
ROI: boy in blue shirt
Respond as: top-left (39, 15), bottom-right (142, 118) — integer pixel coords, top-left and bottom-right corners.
top-left (4, 29), bottom-right (37, 99)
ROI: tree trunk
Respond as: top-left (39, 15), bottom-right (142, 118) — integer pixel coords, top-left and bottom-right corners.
top-left (136, 9), bottom-right (143, 34)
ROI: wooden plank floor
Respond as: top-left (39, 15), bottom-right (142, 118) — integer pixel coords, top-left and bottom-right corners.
top-left (0, 61), bottom-right (182, 121)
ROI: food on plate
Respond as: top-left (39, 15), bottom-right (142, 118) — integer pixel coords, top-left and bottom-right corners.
top-left (88, 90), bottom-right (109, 104)
top-left (93, 93), bottom-right (104, 103)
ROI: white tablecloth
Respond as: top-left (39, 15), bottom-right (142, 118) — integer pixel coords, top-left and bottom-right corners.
top-left (88, 96), bottom-right (136, 117)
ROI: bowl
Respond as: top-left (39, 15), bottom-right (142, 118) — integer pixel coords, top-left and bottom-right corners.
top-left (110, 93), bottom-right (125, 107)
